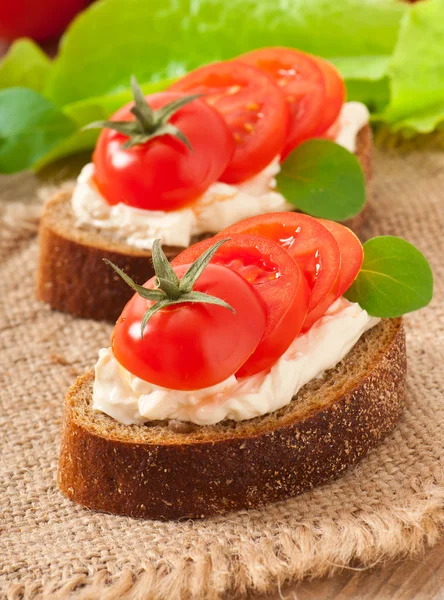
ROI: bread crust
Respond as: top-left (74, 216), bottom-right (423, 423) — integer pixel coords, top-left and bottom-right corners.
top-left (37, 125), bottom-right (372, 322)
top-left (58, 318), bottom-right (405, 520)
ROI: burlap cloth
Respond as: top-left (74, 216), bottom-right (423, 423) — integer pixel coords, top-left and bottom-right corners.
top-left (1, 147), bottom-right (443, 600)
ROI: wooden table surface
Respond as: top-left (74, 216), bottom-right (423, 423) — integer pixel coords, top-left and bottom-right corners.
top-left (1, 39), bottom-right (443, 600)
top-left (257, 541), bottom-right (444, 600)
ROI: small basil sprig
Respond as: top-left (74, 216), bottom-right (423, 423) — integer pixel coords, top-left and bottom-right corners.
top-left (104, 238), bottom-right (234, 338)
top-left (344, 236), bottom-right (433, 317)
top-left (276, 139), bottom-right (366, 221)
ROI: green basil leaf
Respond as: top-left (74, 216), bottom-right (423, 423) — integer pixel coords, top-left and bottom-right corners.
top-left (275, 139), bottom-right (366, 221)
top-left (344, 236), bottom-right (433, 317)
top-left (0, 88), bottom-right (76, 174)
top-left (0, 39), bottom-right (52, 93)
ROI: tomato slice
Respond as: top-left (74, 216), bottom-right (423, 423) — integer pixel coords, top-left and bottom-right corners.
top-left (169, 62), bottom-right (289, 183)
top-left (173, 234), bottom-right (310, 378)
top-left (112, 263), bottom-right (267, 390)
top-left (301, 220), bottom-right (363, 331)
top-left (237, 47), bottom-right (326, 158)
top-left (220, 213), bottom-right (340, 318)
top-left (311, 57), bottom-right (346, 136)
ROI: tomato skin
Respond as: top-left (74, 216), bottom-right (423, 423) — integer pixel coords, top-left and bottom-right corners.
top-left (311, 57), bottom-right (346, 135)
top-left (174, 234), bottom-right (310, 378)
top-left (93, 92), bottom-right (235, 211)
top-left (169, 62), bottom-right (289, 183)
top-left (113, 263), bottom-right (267, 390)
top-left (301, 220), bottom-right (363, 330)
top-left (220, 213), bottom-right (340, 320)
top-left (0, 0), bottom-right (89, 42)
top-left (237, 47), bottom-right (326, 158)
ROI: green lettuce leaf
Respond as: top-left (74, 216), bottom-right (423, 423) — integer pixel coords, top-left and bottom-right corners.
top-left (346, 78), bottom-right (390, 114)
top-left (383, 0), bottom-right (444, 132)
top-left (0, 88), bottom-right (76, 174)
top-left (0, 39), bottom-right (52, 93)
top-left (3, 0), bottom-right (444, 173)
top-left (46, 0), bottom-right (405, 106)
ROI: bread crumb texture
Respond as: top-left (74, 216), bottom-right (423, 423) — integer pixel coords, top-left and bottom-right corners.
top-left (58, 319), bottom-right (406, 519)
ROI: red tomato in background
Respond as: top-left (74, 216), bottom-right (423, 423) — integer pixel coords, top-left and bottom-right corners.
top-left (220, 213), bottom-right (341, 322)
top-left (113, 263), bottom-right (267, 390)
top-left (93, 92), bottom-right (235, 211)
top-left (237, 47), bottom-right (326, 158)
top-left (301, 220), bottom-right (363, 330)
top-left (174, 234), bottom-right (310, 378)
top-left (170, 62), bottom-right (289, 184)
top-left (0, 0), bottom-right (91, 42)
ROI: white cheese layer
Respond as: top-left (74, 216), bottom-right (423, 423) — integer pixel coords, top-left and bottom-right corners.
top-left (71, 102), bottom-right (369, 250)
top-left (71, 158), bottom-right (288, 250)
top-left (92, 298), bottom-right (380, 426)
top-left (331, 101), bottom-right (370, 153)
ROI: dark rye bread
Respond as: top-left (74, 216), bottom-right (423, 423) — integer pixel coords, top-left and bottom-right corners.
top-left (58, 317), bottom-right (405, 520)
top-left (37, 125), bottom-right (372, 322)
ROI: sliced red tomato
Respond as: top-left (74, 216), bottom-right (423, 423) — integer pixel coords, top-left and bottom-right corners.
top-left (301, 220), bottom-right (363, 331)
top-left (237, 47), bottom-right (326, 158)
top-left (220, 213), bottom-right (340, 319)
top-left (93, 91), bottom-right (234, 211)
top-left (169, 61), bottom-right (289, 183)
top-left (311, 57), bottom-right (346, 136)
top-left (173, 234), bottom-right (310, 378)
top-left (112, 263), bottom-right (267, 390)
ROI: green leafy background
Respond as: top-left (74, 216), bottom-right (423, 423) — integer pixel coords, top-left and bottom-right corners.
top-left (1, 0), bottom-right (443, 173)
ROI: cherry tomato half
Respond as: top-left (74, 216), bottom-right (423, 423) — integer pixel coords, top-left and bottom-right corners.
top-left (174, 234), bottom-right (310, 378)
top-left (170, 62), bottom-right (289, 183)
top-left (93, 92), bottom-right (234, 211)
top-left (220, 213), bottom-right (341, 321)
top-left (237, 47), bottom-right (326, 158)
top-left (301, 220), bottom-right (363, 330)
top-left (311, 57), bottom-right (346, 135)
top-left (112, 263), bottom-right (267, 390)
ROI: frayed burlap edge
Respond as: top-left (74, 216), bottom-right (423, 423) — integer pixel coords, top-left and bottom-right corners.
top-left (6, 468), bottom-right (444, 600)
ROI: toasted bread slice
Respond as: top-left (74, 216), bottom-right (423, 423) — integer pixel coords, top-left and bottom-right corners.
top-left (37, 125), bottom-right (372, 322)
top-left (58, 317), bottom-right (405, 520)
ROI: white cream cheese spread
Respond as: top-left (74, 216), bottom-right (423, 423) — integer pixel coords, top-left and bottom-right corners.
top-left (71, 157), bottom-right (289, 249)
top-left (71, 101), bottom-right (370, 250)
top-left (92, 298), bottom-right (380, 426)
top-left (331, 101), bottom-right (370, 153)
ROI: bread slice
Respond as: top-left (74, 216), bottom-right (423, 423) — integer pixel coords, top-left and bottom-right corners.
top-left (58, 317), bottom-right (405, 520)
top-left (37, 125), bottom-right (372, 322)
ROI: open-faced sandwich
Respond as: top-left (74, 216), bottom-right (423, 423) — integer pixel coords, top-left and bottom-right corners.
top-left (58, 213), bottom-right (433, 519)
top-left (38, 47), bottom-right (370, 321)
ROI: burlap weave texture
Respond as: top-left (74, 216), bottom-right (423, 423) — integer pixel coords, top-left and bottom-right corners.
top-left (0, 148), bottom-right (443, 599)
